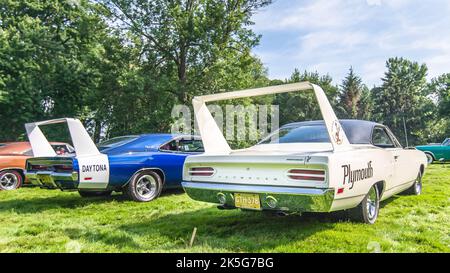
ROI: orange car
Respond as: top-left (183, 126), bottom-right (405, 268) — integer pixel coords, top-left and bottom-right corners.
top-left (0, 142), bottom-right (74, 190)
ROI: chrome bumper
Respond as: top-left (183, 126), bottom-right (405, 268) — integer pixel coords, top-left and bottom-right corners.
top-left (182, 181), bottom-right (335, 212)
top-left (26, 171), bottom-right (79, 190)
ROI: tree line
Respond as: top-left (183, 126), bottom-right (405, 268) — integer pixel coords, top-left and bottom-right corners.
top-left (0, 0), bottom-right (448, 146)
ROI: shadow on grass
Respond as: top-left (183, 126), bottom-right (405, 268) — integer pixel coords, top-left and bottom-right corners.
top-left (0, 194), bottom-right (126, 214)
top-left (116, 208), bottom-right (349, 252)
top-left (0, 187), bottom-right (186, 214)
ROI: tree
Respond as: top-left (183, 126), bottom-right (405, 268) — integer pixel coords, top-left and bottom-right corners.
top-left (89, 0), bottom-right (271, 140)
top-left (423, 73), bottom-right (450, 142)
top-left (371, 57), bottom-right (433, 146)
top-left (103, 0), bottom-right (271, 103)
top-left (337, 67), bottom-right (372, 120)
top-left (0, 0), bottom-right (109, 141)
top-left (274, 69), bottom-right (338, 125)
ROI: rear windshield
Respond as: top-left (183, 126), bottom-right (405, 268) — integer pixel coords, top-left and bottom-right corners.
top-left (259, 125), bottom-right (330, 144)
top-left (97, 136), bottom-right (138, 150)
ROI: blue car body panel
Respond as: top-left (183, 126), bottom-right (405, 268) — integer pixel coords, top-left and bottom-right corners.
top-left (106, 151), bottom-right (189, 188)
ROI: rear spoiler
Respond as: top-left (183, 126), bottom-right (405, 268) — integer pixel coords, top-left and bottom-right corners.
top-left (25, 118), bottom-right (100, 157)
top-left (193, 81), bottom-right (350, 154)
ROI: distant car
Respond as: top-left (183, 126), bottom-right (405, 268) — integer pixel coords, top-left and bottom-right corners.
top-left (416, 138), bottom-right (450, 163)
top-left (25, 118), bottom-right (204, 202)
top-left (0, 142), bottom-right (74, 190)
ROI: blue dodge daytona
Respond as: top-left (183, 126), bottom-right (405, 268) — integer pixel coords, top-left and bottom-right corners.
top-left (25, 133), bottom-right (203, 202)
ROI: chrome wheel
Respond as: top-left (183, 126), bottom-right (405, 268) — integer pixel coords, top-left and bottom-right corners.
top-left (414, 173), bottom-right (422, 195)
top-left (0, 172), bottom-right (19, 190)
top-left (426, 154), bottom-right (433, 164)
top-left (366, 187), bottom-right (378, 220)
top-left (135, 174), bottom-right (158, 199)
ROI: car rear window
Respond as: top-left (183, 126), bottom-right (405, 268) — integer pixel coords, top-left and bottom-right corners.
top-left (258, 121), bottom-right (374, 145)
top-left (259, 125), bottom-right (330, 144)
top-left (97, 136), bottom-right (139, 151)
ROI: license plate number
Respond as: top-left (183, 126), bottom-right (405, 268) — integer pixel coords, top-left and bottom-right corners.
top-left (234, 193), bottom-right (261, 210)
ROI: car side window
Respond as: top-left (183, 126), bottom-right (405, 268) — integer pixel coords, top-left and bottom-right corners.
top-left (159, 138), bottom-right (204, 153)
top-left (372, 127), bottom-right (395, 148)
top-left (179, 139), bottom-right (204, 153)
top-left (159, 140), bottom-right (179, 152)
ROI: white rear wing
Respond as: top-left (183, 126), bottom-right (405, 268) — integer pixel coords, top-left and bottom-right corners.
top-left (193, 82), bottom-right (350, 154)
top-left (25, 118), bottom-right (100, 157)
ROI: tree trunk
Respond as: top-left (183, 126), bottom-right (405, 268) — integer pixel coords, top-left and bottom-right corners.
top-left (177, 46), bottom-right (188, 104)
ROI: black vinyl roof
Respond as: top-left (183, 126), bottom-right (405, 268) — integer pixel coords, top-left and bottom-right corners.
top-left (282, 119), bottom-right (384, 145)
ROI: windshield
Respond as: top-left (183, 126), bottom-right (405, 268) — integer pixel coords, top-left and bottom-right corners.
top-left (259, 125), bottom-right (330, 144)
top-left (443, 138), bottom-right (450, 146)
top-left (97, 136), bottom-right (138, 150)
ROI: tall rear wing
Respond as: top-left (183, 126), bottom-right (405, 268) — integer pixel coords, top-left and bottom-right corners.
top-left (193, 82), bottom-right (350, 154)
top-left (25, 118), bottom-right (100, 157)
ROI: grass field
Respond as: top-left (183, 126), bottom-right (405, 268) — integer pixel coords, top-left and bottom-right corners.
top-left (0, 164), bottom-right (449, 253)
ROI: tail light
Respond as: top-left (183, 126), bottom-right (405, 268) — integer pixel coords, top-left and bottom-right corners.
top-left (53, 165), bottom-right (73, 173)
top-left (189, 167), bottom-right (215, 177)
top-left (287, 169), bottom-right (325, 182)
top-left (29, 164), bottom-right (50, 171)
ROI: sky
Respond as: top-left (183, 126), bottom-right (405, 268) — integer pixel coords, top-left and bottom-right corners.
top-left (250, 0), bottom-right (450, 87)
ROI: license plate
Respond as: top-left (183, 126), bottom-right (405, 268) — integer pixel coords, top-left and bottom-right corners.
top-left (234, 193), bottom-right (261, 210)
top-left (39, 175), bottom-right (53, 184)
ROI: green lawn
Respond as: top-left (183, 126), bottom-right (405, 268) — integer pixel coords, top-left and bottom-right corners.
top-left (0, 164), bottom-right (449, 253)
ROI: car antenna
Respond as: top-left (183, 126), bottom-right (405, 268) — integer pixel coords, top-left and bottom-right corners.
top-left (402, 116), bottom-right (409, 147)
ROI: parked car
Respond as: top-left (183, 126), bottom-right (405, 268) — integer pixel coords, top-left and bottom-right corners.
top-left (416, 138), bottom-right (450, 163)
top-left (182, 82), bottom-right (428, 224)
top-left (0, 142), bottom-right (74, 190)
top-left (25, 118), bottom-right (203, 202)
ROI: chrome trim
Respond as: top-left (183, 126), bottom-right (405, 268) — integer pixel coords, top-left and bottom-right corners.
top-left (182, 181), bottom-right (335, 212)
top-left (182, 182), bottom-right (330, 195)
top-left (26, 171), bottom-right (78, 189)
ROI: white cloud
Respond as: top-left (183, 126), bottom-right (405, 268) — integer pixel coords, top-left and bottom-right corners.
top-left (251, 0), bottom-right (450, 86)
top-left (366, 0), bottom-right (381, 6)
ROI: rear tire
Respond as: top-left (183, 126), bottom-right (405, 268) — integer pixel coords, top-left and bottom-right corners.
top-left (0, 170), bottom-right (23, 190)
top-left (78, 190), bottom-right (112, 198)
top-left (349, 184), bottom-right (380, 224)
top-left (125, 170), bottom-right (163, 202)
top-left (405, 171), bottom-right (422, 195)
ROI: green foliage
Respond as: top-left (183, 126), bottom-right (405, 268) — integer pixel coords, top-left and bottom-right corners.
top-left (274, 69), bottom-right (338, 125)
top-left (0, 1), bottom-right (448, 146)
top-left (371, 58), bottom-right (434, 146)
top-left (337, 67), bottom-right (372, 120)
top-left (0, 0), bottom-right (109, 141)
top-left (421, 73), bottom-right (450, 143)
top-left (90, 0), bottom-right (271, 140)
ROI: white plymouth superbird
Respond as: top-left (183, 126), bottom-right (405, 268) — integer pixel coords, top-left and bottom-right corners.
top-left (182, 82), bottom-right (428, 224)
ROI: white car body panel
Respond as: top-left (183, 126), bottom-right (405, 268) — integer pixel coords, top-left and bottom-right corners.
top-left (25, 118), bottom-right (109, 189)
